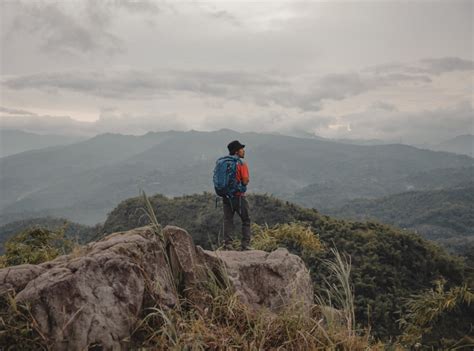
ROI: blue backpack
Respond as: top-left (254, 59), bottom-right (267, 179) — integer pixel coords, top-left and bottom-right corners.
top-left (213, 155), bottom-right (247, 198)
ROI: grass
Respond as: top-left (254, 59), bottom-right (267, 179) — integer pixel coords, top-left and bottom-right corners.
top-left (0, 190), bottom-right (387, 350)
top-left (129, 196), bottom-right (374, 349)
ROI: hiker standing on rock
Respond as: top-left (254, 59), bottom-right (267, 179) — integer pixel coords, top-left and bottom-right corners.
top-left (212, 140), bottom-right (251, 250)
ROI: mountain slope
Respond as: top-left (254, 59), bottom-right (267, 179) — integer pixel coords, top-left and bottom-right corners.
top-left (432, 134), bottom-right (473, 157)
top-left (1, 129), bottom-right (472, 225)
top-left (324, 183), bottom-right (474, 252)
top-left (0, 129), bottom-right (84, 158)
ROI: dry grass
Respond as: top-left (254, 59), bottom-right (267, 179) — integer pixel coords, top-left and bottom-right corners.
top-left (129, 214), bottom-right (374, 350)
top-left (251, 222), bottom-right (323, 254)
top-left (0, 191), bottom-right (393, 350)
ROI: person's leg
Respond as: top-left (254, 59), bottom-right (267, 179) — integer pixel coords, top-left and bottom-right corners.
top-left (222, 197), bottom-right (235, 248)
top-left (236, 196), bottom-right (251, 249)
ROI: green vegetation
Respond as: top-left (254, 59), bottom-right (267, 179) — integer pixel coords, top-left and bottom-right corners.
top-left (398, 279), bottom-right (474, 349)
top-left (130, 197), bottom-right (373, 349)
top-left (1, 130), bottom-right (472, 225)
top-left (0, 190), bottom-right (375, 350)
top-left (101, 192), bottom-right (472, 344)
top-left (326, 184), bottom-right (474, 253)
top-left (1, 191), bottom-right (471, 348)
top-left (0, 290), bottom-right (49, 350)
top-left (0, 226), bottom-right (74, 268)
top-left (0, 217), bottom-right (99, 255)
top-left (250, 222), bottom-right (323, 255)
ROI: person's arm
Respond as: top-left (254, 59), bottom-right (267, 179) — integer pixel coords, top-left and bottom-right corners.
top-left (240, 162), bottom-right (249, 186)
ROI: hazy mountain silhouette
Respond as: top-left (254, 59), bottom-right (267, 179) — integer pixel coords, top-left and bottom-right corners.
top-left (0, 129), bottom-right (84, 158)
top-left (0, 129), bottom-right (472, 225)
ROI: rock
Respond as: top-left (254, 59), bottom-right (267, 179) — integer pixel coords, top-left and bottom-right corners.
top-left (0, 224), bottom-right (314, 350)
top-left (2, 226), bottom-right (176, 351)
top-left (198, 247), bottom-right (314, 315)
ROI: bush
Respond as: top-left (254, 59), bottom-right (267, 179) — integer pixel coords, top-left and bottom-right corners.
top-left (250, 222), bottom-right (323, 256)
top-left (1, 226), bottom-right (74, 267)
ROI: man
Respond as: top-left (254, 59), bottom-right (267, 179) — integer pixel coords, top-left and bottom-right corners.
top-left (223, 140), bottom-right (251, 250)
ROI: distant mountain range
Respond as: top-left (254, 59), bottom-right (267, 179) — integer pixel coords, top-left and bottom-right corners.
top-left (0, 129), bottom-right (472, 227)
top-left (414, 134), bottom-right (473, 157)
top-left (0, 129), bottom-right (84, 158)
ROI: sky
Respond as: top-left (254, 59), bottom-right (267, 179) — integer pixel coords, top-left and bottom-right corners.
top-left (0, 0), bottom-right (473, 144)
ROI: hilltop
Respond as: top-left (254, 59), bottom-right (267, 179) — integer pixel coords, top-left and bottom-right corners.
top-left (100, 192), bottom-right (472, 341)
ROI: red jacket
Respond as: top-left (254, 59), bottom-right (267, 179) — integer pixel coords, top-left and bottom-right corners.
top-left (235, 161), bottom-right (249, 196)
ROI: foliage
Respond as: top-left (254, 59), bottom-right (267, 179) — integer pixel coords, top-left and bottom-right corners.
top-left (250, 222), bottom-right (323, 256)
top-left (0, 217), bottom-right (99, 255)
top-left (0, 290), bottom-right (50, 350)
top-left (326, 184), bottom-right (474, 255)
top-left (397, 279), bottom-right (474, 349)
top-left (99, 192), bottom-right (471, 342)
top-left (1, 226), bottom-right (74, 267)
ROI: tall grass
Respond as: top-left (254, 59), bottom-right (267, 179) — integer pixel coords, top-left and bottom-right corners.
top-left (314, 247), bottom-right (356, 337)
top-left (129, 211), bottom-right (374, 350)
top-left (0, 190), bottom-right (381, 350)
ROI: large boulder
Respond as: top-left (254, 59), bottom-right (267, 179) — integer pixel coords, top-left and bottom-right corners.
top-left (199, 247), bottom-right (314, 314)
top-left (0, 225), bottom-right (314, 350)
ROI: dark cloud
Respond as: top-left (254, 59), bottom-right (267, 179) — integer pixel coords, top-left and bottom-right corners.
top-left (420, 57), bottom-right (474, 74)
top-left (370, 101), bottom-right (398, 112)
top-left (207, 10), bottom-right (241, 26)
top-left (6, 1), bottom-right (123, 56)
top-left (1, 69), bottom-right (286, 103)
top-left (366, 57), bottom-right (474, 76)
top-left (1, 66), bottom-right (435, 112)
top-left (0, 106), bottom-right (37, 116)
top-left (2, 0), bottom-right (162, 58)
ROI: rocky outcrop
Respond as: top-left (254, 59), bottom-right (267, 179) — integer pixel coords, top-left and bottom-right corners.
top-left (200, 248), bottom-right (314, 314)
top-left (0, 225), bottom-right (314, 350)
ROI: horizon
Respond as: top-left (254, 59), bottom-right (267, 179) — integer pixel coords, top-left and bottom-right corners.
top-left (2, 126), bottom-right (473, 146)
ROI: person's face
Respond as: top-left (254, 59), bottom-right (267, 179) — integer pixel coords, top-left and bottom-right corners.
top-left (236, 147), bottom-right (245, 158)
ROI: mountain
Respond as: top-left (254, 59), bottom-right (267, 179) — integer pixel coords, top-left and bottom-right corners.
top-left (0, 129), bottom-right (472, 225)
top-left (288, 166), bottom-right (474, 210)
top-left (324, 183), bottom-right (474, 252)
top-left (0, 129), bottom-right (84, 158)
top-left (99, 192), bottom-right (471, 341)
top-left (414, 134), bottom-right (474, 157)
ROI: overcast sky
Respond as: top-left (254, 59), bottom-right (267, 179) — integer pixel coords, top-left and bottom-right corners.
top-left (0, 0), bottom-right (472, 143)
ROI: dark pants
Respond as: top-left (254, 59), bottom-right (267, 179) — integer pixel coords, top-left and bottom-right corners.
top-left (223, 196), bottom-right (251, 248)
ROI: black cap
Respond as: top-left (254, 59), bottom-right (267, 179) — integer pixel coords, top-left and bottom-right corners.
top-left (227, 140), bottom-right (245, 155)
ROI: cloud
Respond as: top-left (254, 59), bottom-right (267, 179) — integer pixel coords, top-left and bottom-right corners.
top-left (0, 106), bottom-right (37, 116)
top-left (1, 0), bottom-right (162, 58)
top-left (366, 57), bottom-right (474, 76)
top-left (0, 108), bottom-right (186, 136)
top-left (332, 100), bottom-right (474, 144)
top-left (1, 99), bottom-right (471, 145)
top-left (1, 64), bottom-right (436, 113)
top-left (370, 101), bottom-right (398, 112)
top-left (420, 57), bottom-right (474, 74)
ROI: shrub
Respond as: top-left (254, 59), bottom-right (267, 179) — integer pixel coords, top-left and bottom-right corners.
top-left (1, 226), bottom-right (74, 267)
